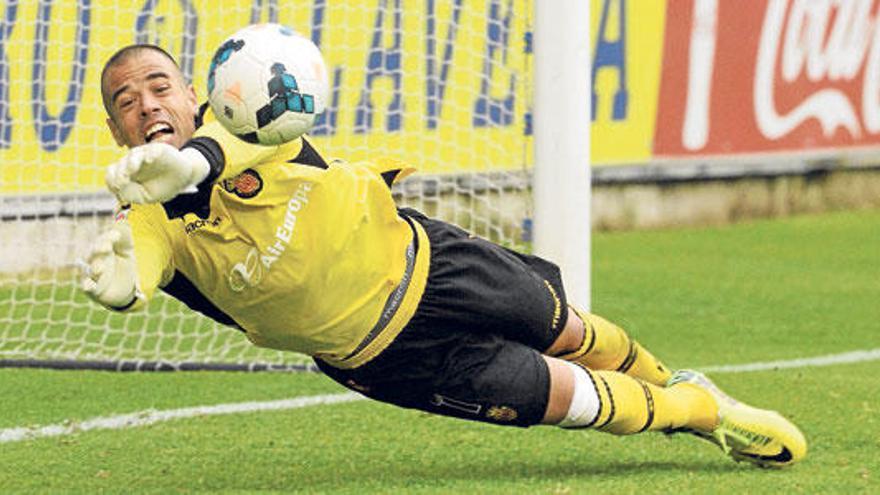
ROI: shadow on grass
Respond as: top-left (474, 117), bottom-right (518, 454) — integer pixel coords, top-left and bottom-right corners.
top-left (214, 455), bottom-right (743, 493)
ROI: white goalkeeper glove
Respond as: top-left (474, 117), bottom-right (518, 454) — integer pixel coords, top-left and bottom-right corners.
top-left (105, 142), bottom-right (210, 204)
top-left (80, 220), bottom-right (142, 309)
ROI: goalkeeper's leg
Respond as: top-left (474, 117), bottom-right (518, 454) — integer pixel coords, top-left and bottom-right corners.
top-left (542, 357), bottom-right (716, 434)
top-left (542, 357), bottom-right (807, 468)
top-left (549, 307), bottom-right (672, 386)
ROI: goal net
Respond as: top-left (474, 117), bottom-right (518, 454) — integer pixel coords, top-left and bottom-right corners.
top-left (0, 1), bottom-right (534, 370)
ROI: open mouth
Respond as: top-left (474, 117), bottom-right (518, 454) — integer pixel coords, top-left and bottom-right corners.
top-left (145, 122), bottom-right (174, 143)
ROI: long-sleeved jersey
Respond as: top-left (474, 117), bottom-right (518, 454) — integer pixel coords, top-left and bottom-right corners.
top-left (121, 117), bottom-right (429, 369)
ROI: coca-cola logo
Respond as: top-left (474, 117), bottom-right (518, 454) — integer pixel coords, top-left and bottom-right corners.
top-left (755, 0), bottom-right (878, 140)
top-left (680, 0), bottom-right (880, 151)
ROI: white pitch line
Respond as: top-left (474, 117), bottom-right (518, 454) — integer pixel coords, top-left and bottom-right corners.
top-left (3, 347), bottom-right (880, 445)
top-left (699, 347), bottom-right (880, 373)
top-left (0, 392), bottom-right (363, 444)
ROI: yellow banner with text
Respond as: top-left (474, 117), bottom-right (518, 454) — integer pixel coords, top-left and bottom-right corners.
top-left (0, 0), bottom-right (661, 195)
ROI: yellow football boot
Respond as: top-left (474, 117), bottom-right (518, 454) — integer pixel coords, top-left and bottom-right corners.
top-left (667, 369), bottom-right (807, 468)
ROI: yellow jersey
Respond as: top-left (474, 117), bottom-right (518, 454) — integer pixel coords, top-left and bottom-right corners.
top-left (122, 119), bottom-right (430, 369)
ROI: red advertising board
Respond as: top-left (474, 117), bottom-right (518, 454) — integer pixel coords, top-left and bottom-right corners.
top-left (655, 0), bottom-right (880, 157)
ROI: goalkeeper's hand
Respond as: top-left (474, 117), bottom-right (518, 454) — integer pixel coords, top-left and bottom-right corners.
top-left (105, 142), bottom-right (210, 204)
top-left (80, 220), bottom-right (141, 310)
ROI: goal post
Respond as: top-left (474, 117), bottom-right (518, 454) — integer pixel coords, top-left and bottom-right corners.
top-left (533, 0), bottom-right (592, 310)
top-left (0, 1), bottom-right (591, 370)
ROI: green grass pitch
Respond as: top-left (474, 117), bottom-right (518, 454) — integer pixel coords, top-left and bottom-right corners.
top-left (1, 209), bottom-right (878, 493)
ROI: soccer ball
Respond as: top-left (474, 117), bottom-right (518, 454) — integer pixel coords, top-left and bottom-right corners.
top-left (207, 23), bottom-right (329, 146)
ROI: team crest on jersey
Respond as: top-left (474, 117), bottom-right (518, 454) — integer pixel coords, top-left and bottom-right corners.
top-left (485, 406), bottom-right (518, 422)
top-left (222, 169), bottom-right (263, 198)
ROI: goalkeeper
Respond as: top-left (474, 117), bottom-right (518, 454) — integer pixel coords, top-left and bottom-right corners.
top-left (83, 44), bottom-right (806, 469)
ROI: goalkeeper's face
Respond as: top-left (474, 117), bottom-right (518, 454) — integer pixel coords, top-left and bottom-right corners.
top-left (103, 50), bottom-right (199, 149)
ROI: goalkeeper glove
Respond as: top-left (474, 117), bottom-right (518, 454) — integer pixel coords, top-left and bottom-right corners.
top-left (80, 219), bottom-right (142, 310)
top-left (106, 142), bottom-right (210, 204)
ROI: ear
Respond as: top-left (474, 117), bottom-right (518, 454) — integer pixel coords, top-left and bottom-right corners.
top-left (186, 84), bottom-right (198, 112)
top-left (106, 116), bottom-right (126, 147)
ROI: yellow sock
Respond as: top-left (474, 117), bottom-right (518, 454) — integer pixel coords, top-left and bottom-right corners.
top-left (559, 308), bottom-right (672, 386)
top-left (588, 369), bottom-right (718, 435)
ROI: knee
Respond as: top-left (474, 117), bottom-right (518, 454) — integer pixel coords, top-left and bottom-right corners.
top-left (544, 307), bottom-right (586, 356)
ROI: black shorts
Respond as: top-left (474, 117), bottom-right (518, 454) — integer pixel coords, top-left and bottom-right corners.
top-left (315, 209), bottom-right (569, 427)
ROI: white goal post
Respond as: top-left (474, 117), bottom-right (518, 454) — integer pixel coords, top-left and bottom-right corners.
top-left (0, 1), bottom-right (591, 370)
top-left (533, 0), bottom-right (591, 310)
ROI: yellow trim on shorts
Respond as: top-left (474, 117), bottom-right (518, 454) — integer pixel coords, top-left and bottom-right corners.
top-left (321, 220), bottom-right (431, 369)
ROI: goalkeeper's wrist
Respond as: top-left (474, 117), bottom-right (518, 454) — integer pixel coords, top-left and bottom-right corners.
top-left (181, 136), bottom-right (225, 187)
top-left (180, 147), bottom-right (211, 188)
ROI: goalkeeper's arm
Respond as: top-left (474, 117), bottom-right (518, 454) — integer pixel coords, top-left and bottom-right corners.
top-left (105, 142), bottom-right (214, 205)
top-left (106, 119), bottom-right (305, 206)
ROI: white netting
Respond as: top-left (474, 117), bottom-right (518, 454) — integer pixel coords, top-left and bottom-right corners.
top-left (0, 1), bottom-right (533, 367)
